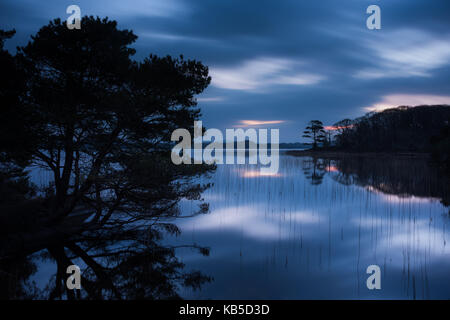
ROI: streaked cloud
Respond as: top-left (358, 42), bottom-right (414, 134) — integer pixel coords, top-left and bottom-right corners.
top-left (196, 96), bottom-right (225, 103)
top-left (239, 120), bottom-right (285, 126)
top-left (355, 29), bottom-right (450, 79)
top-left (2, 0), bottom-right (450, 141)
top-left (96, 0), bottom-right (188, 18)
top-left (364, 94), bottom-right (450, 112)
top-left (210, 57), bottom-right (324, 91)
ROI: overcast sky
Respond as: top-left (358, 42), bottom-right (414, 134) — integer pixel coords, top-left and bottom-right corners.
top-left (1, 0), bottom-right (450, 141)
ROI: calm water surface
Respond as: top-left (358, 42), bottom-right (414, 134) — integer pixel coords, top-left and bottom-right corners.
top-left (6, 153), bottom-right (450, 299)
top-left (170, 154), bottom-right (450, 299)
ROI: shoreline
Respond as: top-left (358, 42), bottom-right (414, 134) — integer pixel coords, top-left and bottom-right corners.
top-left (284, 149), bottom-right (430, 158)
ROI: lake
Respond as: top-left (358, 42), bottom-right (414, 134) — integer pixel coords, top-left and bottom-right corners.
top-left (169, 153), bottom-right (450, 299)
top-left (3, 153), bottom-right (449, 299)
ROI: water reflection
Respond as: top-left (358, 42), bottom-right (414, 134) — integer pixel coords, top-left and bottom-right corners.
top-left (0, 214), bottom-right (211, 299)
top-left (2, 154), bottom-right (449, 299)
top-left (330, 155), bottom-right (450, 207)
top-left (240, 170), bottom-right (283, 178)
top-left (301, 157), bottom-right (329, 185)
top-left (173, 154), bottom-right (449, 299)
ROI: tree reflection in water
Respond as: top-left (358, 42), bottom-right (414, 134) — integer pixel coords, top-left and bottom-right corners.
top-left (300, 154), bottom-right (449, 207)
top-left (1, 214), bottom-right (212, 299)
top-left (301, 157), bottom-right (329, 186)
top-left (327, 154), bottom-right (450, 208)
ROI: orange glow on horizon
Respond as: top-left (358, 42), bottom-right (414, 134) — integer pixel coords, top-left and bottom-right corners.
top-left (324, 124), bottom-right (354, 131)
top-left (326, 165), bottom-right (339, 172)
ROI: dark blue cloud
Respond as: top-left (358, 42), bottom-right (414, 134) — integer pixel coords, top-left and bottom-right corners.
top-left (1, 0), bottom-right (449, 141)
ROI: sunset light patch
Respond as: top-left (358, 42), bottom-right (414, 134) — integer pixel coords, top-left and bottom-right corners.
top-left (237, 120), bottom-right (285, 127)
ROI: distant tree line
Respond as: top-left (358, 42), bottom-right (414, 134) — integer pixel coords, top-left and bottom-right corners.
top-left (302, 105), bottom-right (450, 170)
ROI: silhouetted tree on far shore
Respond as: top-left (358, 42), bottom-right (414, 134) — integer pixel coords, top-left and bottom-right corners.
top-left (302, 120), bottom-right (326, 150)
